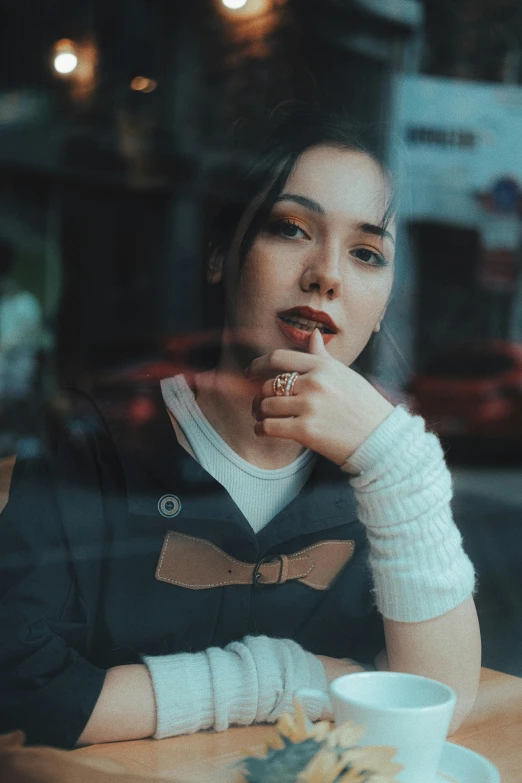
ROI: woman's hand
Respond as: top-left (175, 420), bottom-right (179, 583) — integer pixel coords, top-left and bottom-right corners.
top-left (315, 655), bottom-right (368, 720)
top-left (247, 329), bottom-right (394, 466)
top-left (316, 655), bottom-right (368, 685)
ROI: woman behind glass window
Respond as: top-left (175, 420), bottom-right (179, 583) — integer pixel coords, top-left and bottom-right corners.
top-left (0, 104), bottom-right (480, 749)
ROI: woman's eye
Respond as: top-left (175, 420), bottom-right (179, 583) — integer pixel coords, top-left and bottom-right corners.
top-left (352, 248), bottom-right (388, 267)
top-left (272, 219), bottom-right (308, 239)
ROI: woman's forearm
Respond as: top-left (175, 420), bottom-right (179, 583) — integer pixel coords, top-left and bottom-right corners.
top-left (77, 665), bottom-right (156, 746)
top-left (343, 407), bottom-right (481, 732)
top-left (380, 596), bottom-right (481, 733)
top-left (77, 637), bottom-right (328, 745)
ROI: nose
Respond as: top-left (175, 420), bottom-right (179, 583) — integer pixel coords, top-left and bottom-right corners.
top-left (300, 242), bottom-right (342, 299)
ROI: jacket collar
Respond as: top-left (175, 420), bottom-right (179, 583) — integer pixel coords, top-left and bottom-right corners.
top-left (87, 377), bottom-right (358, 549)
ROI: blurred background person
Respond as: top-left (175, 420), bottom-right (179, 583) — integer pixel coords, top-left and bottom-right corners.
top-left (0, 240), bottom-right (43, 456)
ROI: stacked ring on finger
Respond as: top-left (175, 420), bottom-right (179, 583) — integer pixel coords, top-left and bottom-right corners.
top-left (273, 371), bottom-right (299, 397)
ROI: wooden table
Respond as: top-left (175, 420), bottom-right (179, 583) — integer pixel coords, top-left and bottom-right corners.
top-left (74, 667), bottom-right (522, 782)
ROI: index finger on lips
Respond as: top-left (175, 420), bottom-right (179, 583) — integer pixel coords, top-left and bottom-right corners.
top-left (245, 349), bottom-right (317, 379)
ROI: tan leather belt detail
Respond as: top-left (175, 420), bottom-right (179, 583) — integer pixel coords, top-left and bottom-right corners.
top-left (155, 531), bottom-right (355, 591)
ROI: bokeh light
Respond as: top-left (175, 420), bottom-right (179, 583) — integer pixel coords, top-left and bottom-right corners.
top-left (130, 76), bottom-right (158, 93)
top-left (53, 51), bottom-right (78, 74)
top-left (219, 0), bottom-right (271, 20)
top-left (52, 39), bottom-right (81, 76)
top-left (222, 0), bottom-right (248, 9)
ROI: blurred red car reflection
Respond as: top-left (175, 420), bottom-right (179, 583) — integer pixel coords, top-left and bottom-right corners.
top-left (410, 341), bottom-right (522, 444)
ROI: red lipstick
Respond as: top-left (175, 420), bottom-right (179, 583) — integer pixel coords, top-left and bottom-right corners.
top-left (277, 306), bottom-right (338, 349)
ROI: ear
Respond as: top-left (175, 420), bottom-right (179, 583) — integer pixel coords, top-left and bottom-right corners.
top-left (373, 290), bottom-right (392, 333)
top-left (373, 307), bottom-right (387, 333)
top-left (207, 249), bottom-right (224, 285)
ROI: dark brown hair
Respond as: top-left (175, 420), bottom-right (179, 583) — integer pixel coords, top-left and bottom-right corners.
top-left (208, 103), bottom-right (394, 271)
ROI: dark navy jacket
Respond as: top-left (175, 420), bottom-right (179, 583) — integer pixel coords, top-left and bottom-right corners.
top-left (0, 381), bottom-right (383, 748)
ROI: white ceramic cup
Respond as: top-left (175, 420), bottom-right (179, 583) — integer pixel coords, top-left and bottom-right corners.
top-left (298, 671), bottom-right (456, 783)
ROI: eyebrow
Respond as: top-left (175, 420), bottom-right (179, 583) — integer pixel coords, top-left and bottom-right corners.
top-left (275, 193), bottom-right (395, 245)
top-left (275, 193), bottom-right (325, 214)
top-left (356, 222), bottom-right (395, 245)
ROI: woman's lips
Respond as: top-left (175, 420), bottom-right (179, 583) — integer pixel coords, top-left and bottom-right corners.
top-left (279, 306), bottom-right (338, 333)
top-left (277, 317), bottom-right (336, 348)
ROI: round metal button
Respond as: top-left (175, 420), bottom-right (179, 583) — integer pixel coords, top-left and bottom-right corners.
top-left (158, 494), bottom-right (182, 518)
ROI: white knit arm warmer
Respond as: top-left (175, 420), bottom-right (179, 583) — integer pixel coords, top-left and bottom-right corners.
top-left (143, 636), bottom-right (327, 739)
top-left (342, 405), bottom-right (476, 623)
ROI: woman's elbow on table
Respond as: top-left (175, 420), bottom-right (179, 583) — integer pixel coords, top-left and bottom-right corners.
top-left (77, 665), bottom-right (156, 746)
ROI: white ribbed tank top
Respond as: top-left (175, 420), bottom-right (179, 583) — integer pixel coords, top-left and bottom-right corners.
top-left (160, 375), bottom-right (316, 533)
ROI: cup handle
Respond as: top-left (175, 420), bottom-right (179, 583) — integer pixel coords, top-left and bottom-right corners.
top-left (294, 688), bottom-right (333, 721)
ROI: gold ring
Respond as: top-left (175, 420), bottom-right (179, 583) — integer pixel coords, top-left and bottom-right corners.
top-left (273, 372), bottom-right (299, 396)
top-left (286, 372), bottom-right (299, 395)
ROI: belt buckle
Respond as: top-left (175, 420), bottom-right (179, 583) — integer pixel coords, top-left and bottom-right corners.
top-left (253, 554), bottom-right (284, 587)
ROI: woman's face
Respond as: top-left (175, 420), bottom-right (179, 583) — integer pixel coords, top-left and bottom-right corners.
top-left (219, 144), bottom-right (395, 367)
